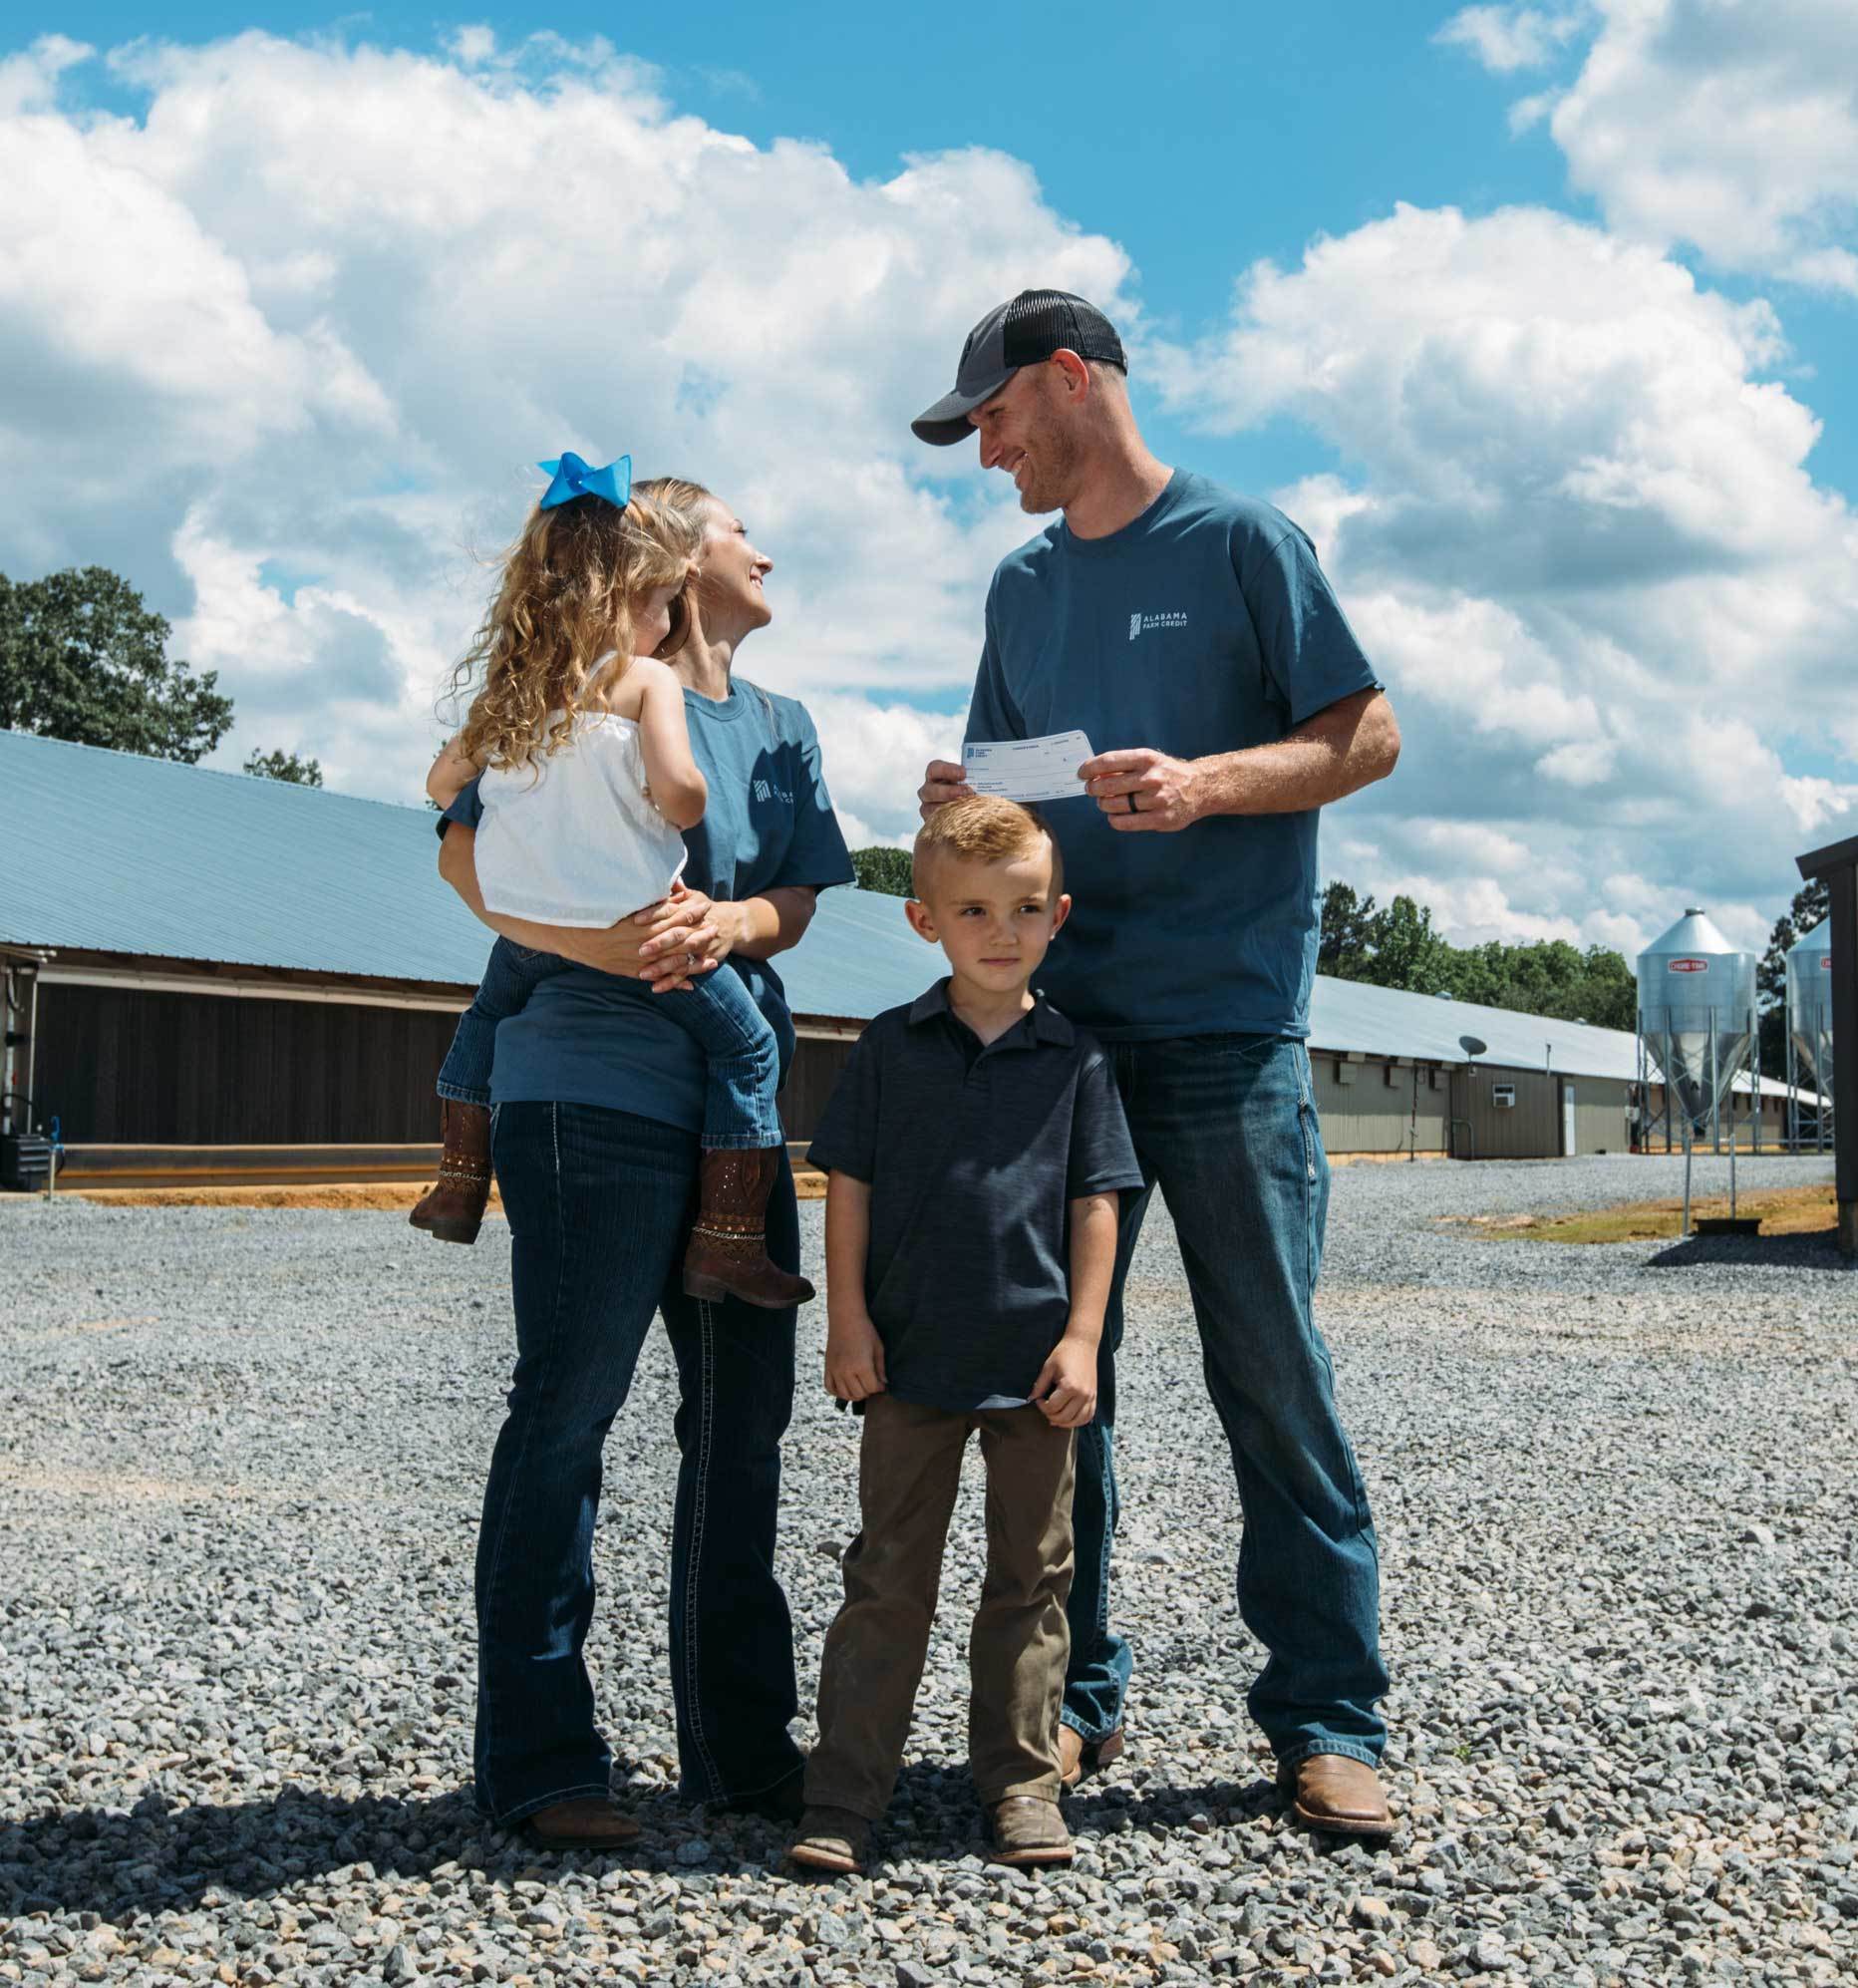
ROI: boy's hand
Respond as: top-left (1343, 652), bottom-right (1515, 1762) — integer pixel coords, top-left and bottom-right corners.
top-left (824, 1312), bottom-right (887, 1402)
top-left (1032, 1328), bottom-right (1098, 1428)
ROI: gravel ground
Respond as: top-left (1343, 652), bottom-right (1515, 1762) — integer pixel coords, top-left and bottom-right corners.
top-left (2, 1152), bottom-right (1854, 1988)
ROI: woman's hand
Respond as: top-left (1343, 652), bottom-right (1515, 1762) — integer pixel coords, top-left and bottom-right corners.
top-left (637, 882), bottom-right (730, 993)
top-left (439, 828), bottom-right (747, 991)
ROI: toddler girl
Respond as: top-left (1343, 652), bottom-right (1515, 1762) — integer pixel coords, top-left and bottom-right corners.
top-left (411, 452), bottom-right (812, 1311)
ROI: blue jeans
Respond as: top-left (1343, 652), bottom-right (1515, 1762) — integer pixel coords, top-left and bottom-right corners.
top-left (1064, 1034), bottom-right (1389, 1768)
top-left (472, 1101), bottom-right (805, 1823)
top-left (437, 937), bottom-right (781, 1149)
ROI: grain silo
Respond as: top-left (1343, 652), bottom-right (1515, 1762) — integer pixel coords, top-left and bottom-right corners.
top-left (1636, 908), bottom-right (1759, 1230)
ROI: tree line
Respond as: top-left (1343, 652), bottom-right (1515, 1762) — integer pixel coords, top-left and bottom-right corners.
top-left (0, 566), bottom-right (321, 786)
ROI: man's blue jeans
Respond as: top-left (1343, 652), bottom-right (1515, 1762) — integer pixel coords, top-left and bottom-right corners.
top-left (437, 938), bottom-right (782, 1148)
top-left (1064, 1034), bottom-right (1389, 1768)
top-left (472, 1101), bottom-right (805, 1824)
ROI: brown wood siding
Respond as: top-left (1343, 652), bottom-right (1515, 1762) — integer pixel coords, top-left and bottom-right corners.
top-left (33, 984), bottom-right (461, 1144)
top-left (781, 1039), bottom-right (858, 1143)
top-left (32, 982), bottom-right (865, 1148)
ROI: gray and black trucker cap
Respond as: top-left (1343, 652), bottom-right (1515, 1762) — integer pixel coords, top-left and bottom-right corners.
top-left (911, 290), bottom-right (1126, 445)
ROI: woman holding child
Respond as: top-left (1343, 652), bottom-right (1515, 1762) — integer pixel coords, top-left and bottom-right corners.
top-left (430, 461), bottom-right (852, 1847)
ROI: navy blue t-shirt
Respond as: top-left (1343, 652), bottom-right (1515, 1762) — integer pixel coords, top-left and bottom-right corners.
top-left (966, 470), bottom-right (1380, 1041)
top-left (443, 680), bottom-right (853, 1127)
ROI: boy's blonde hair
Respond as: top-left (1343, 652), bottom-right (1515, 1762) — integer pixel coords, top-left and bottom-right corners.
top-left (450, 488), bottom-right (703, 774)
top-left (912, 794), bottom-right (1064, 900)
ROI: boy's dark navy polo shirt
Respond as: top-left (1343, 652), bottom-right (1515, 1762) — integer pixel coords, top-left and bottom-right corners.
top-left (806, 978), bottom-right (1143, 1413)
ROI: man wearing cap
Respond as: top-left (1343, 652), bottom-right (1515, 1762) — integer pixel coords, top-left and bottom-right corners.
top-left (914, 290), bottom-right (1402, 1838)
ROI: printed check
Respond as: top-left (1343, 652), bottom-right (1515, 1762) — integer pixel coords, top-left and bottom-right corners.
top-left (962, 730), bottom-right (1095, 804)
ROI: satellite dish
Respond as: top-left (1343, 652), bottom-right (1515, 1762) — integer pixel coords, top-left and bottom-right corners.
top-left (1459, 1035), bottom-right (1487, 1059)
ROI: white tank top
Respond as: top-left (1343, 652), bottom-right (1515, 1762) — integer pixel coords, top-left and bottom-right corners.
top-left (473, 709), bottom-right (689, 927)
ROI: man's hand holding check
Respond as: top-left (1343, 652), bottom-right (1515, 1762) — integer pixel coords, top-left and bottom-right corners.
top-left (918, 731), bottom-right (1204, 832)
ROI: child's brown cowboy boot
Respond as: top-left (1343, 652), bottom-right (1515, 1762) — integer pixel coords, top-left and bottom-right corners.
top-left (408, 1101), bottom-right (493, 1244)
top-left (681, 1149), bottom-right (815, 1309)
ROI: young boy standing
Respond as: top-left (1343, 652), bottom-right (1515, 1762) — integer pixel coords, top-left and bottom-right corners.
top-left (789, 796), bottom-right (1142, 1874)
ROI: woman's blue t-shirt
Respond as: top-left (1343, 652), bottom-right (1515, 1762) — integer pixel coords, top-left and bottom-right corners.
top-left (443, 680), bottom-right (853, 1129)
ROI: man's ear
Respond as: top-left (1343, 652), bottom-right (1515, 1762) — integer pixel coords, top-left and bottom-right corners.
top-left (904, 898), bottom-right (939, 944)
top-left (1050, 350), bottom-right (1090, 403)
top-left (1049, 891), bottom-right (1073, 937)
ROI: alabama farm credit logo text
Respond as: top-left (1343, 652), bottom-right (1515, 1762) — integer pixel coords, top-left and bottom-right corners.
top-left (1667, 957), bottom-right (1709, 974)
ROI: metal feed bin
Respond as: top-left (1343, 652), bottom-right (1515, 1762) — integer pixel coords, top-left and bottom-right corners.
top-left (1787, 919), bottom-right (1834, 1152)
top-left (1636, 908), bottom-right (1759, 1232)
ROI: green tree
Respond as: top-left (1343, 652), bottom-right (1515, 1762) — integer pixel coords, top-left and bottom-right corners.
top-left (0, 566), bottom-right (233, 761)
top-left (1356, 894), bottom-right (1452, 993)
top-left (1320, 877), bottom-right (1638, 1025)
top-left (244, 748), bottom-right (323, 787)
top-left (1318, 881), bottom-right (1379, 978)
top-left (851, 845), bottom-right (914, 897)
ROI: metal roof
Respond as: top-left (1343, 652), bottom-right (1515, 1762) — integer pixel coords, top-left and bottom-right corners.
top-left (0, 728), bottom-right (1795, 1092)
top-left (0, 727), bottom-right (937, 1012)
top-left (1, 728), bottom-right (492, 983)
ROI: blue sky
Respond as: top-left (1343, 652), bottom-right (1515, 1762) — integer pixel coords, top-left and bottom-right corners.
top-left (4, 3), bottom-right (1855, 947)
top-left (36, 2), bottom-right (1856, 502)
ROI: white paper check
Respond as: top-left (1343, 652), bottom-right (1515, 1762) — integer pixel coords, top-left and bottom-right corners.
top-left (962, 730), bottom-right (1094, 804)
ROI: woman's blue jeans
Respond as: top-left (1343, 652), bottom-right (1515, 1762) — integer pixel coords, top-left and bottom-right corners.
top-left (1064, 1034), bottom-right (1390, 1768)
top-left (471, 1101), bottom-right (804, 1824)
top-left (437, 938), bottom-right (782, 1149)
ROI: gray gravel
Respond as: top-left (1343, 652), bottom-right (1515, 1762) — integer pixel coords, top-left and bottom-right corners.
top-left (2, 1152), bottom-right (1854, 1987)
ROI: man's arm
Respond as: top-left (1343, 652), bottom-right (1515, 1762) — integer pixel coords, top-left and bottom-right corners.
top-left (822, 1174), bottom-right (885, 1402)
top-left (1079, 687), bottom-right (1399, 833)
top-left (1031, 1189), bottom-right (1118, 1428)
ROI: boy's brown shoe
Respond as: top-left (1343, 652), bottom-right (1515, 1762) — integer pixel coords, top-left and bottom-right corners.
top-left (988, 1797), bottom-right (1074, 1867)
top-left (1277, 1755), bottom-right (1396, 1839)
top-left (682, 1150), bottom-right (816, 1309)
top-left (786, 1806), bottom-right (870, 1875)
top-left (1058, 1723), bottom-right (1124, 1789)
top-left (409, 1101), bottom-right (492, 1244)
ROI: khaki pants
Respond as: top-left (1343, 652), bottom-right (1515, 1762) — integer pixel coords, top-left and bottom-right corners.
top-left (805, 1394), bottom-right (1078, 1821)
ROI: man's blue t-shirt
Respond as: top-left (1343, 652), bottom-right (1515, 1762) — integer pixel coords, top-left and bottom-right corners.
top-left (966, 469), bottom-right (1380, 1042)
top-left (443, 680), bottom-right (853, 1126)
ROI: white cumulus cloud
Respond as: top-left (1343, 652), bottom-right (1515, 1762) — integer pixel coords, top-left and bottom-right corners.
top-left (0, 30), bottom-right (1126, 815)
top-left (1435, 6), bottom-right (1587, 75)
top-left (1470, 0), bottom-right (1858, 293)
top-left (1149, 199), bottom-right (1858, 951)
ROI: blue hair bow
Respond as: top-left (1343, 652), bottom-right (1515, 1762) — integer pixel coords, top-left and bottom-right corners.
top-left (537, 451), bottom-right (632, 510)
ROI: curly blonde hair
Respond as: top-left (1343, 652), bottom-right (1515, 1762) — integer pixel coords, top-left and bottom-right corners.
top-left (451, 487), bottom-right (703, 773)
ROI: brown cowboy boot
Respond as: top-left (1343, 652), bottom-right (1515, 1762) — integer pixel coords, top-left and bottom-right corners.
top-left (681, 1149), bottom-right (815, 1309)
top-left (408, 1101), bottom-right (492, 1245)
